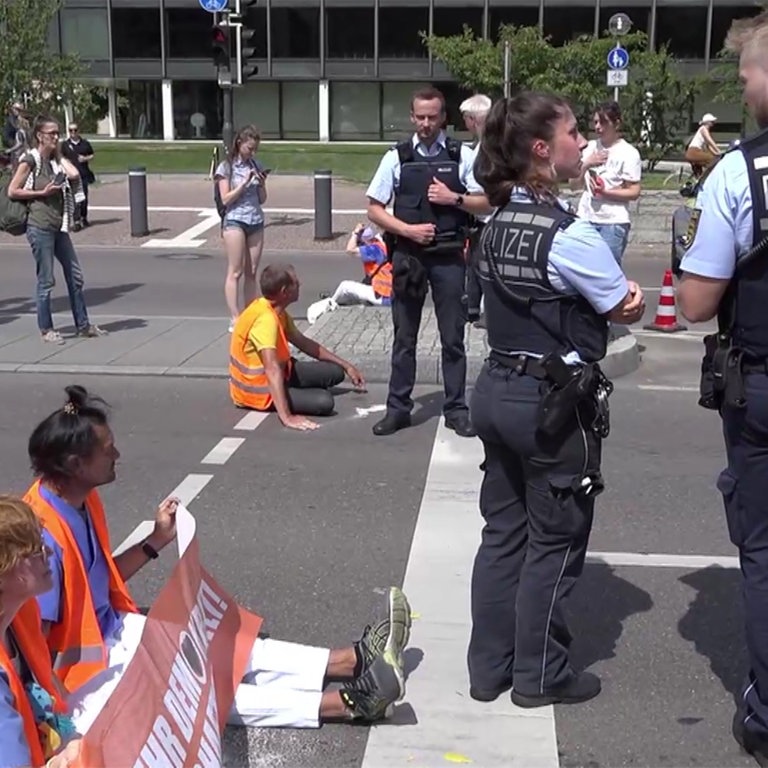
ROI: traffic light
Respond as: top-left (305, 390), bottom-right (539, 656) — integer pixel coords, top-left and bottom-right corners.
top-left (235, 0), bottom-right (258, 13)
top-left (212, 24), bottom-right (231, 70)
top-left (236, 25), bottom-right (259, 83)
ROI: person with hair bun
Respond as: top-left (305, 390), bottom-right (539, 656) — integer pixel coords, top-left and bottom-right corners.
top-left (467, 92), bottom-right (645, 710)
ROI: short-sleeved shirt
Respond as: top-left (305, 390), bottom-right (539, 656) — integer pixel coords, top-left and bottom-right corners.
top-left (577, 138), bottom-right (642, 225)
top-left (214, 157), bottom-right (266, 227)
top-left (21, 153), bottom-right (64, 232)
top-left (0, 669), bottom-right (32, 767)
top-left (366, 131), bottom-right (483, 205)
top-left (246, 304), bottom-right (297, 356)
top-left (61, 137), bottom-right (95, 180)
top-left (679, 150), bottom-right (754, 280)
top-left (493, 189), bottom-right (629, 363)
top-left (36, 486), bottom-right (122, 642)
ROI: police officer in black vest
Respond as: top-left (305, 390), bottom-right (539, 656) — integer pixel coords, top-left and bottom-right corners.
top-left (467, 92), bottom-right (645, 707)
top-left (678, 11), bottom-right (768, 763)
top-left (366, 86), bottom-right (492, 437)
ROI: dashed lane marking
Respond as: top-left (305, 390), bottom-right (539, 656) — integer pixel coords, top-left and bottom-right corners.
top-left (201, 437), bottom-right (246, 465)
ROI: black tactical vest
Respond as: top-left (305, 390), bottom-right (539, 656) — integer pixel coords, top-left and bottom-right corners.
top-left (477, 199), bottom-right (609, 362)
top-left (392, 138), bottom-right (469, 250)
top-left (730, 128), bottom-right (768, 359)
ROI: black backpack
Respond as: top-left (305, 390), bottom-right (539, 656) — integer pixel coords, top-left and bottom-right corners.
top-left (213, 161), bottom-right (232, 219)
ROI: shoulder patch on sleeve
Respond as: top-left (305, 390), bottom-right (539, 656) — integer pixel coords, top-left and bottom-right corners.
top-left (684, 207), bottom-right (702, 249)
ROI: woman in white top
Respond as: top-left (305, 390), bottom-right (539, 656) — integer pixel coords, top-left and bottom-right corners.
top-left (571, 101), bottom-right (642, 265)
top-left (684, 113), bottom-right (721, 177)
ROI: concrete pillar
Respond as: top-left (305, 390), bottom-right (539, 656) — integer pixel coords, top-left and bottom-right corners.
top-left (162, 79), bottom-right (174, 141)
top-left (318, 79), bottom-right (330, 142)
top-left (107, 84), bottom-right (118, 138)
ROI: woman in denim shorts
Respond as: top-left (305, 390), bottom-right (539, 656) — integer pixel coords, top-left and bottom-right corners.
top-left (215, 125), bottom-right (268, 331)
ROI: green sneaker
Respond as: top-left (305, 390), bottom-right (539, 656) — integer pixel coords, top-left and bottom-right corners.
top-left (357, 586), bottom-right (411, 677)
top-left (340, 651), bottom-right (403, 721)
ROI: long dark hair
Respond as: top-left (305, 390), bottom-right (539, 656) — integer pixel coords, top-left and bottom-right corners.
top-left (30, 114), bottom-right (62, 160)
top-left (474, 92), bottom-right (571, 208)
top-left (228, 124), bottom-right (261, 166)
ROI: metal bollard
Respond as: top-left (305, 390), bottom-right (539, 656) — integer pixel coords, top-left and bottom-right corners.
top-left (314, 169), bottom-right (333, 241)
top-left (128, 167), bottom-right (149, 237)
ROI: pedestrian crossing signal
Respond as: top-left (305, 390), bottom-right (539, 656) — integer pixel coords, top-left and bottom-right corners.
top-left (212, 25), bottom-right (231, 69)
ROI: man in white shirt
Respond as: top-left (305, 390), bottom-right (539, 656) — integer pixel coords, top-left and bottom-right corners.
top-left (571, 101), bottom-right (642, 265)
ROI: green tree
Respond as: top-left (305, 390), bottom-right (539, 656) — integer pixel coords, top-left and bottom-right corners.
top-left (0, 0), bottom-right (89, 121)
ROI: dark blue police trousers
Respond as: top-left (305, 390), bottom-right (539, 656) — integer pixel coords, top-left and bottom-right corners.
top-left (721, 372), bottom-right (768, 739)
top-left (467, 360), bottom-right (601, 696)
top-left (386, 249), bottom-right (468, 416)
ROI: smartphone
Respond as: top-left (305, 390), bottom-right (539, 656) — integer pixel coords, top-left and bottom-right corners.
top-left (53, 171), bottom-right (66, 186)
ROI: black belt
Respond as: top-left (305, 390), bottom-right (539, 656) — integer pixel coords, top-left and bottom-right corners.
top-left (742, 358), bottom-right (768, 374)
top-left (489, 352), bottom-right (548, 379)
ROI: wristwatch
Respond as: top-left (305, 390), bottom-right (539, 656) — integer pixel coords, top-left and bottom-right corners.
top-left (455, 194), bottom-right (465, 207)
top-left (141, 539), bottom-right (159, 560)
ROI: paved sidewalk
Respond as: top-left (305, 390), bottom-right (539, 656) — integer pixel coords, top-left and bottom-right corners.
top-left (0, 306), bottom-right (639, 382)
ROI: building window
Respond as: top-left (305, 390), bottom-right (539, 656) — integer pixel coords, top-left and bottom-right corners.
top-left (271, 7), bottom-right (321, 59)
top-left (112, 8), bottom-right (162, 58)
top-left (710, 5), bottom-right (761, 58)
top-left (598, 6), bottom-right (651, 37)
top-left (330, 82), bottom-right (380, 140)
top-left (655, 4), bottom-right (708, 59)
top-left (433, 6), bottom-right (484, 38)
top-left (438, 82), bottom-right (477, 137)
top-left (173, 81), bottom-right (221, 140)
top-left (489, 6), bottom-right (541, 40)
top-left (166, 9), bottom-right (214, 58)
top-left (235, 82), bottom-right (281, 139)
top-left (326, 7), bottom-right (374, 58)
top-left (118, 81), bottom-right (163, 139)
top-left (60, 8), bottom-right (109, 60)
top-left (281, 82), bottom-right (319, 139)
top-left (543, 3), bottom-right (596, 44)
top-left (379, 6), bottom-right (430, 58)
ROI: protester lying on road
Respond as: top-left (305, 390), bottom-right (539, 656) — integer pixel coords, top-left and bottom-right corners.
top-left (0, 495), bottom-right (83, 768)
top-left (306, 223), bottom-right (392, 324)
top-left (230, 263), bottom-right (367, 431)
top-left (23, 385), bottom-right (409, 735)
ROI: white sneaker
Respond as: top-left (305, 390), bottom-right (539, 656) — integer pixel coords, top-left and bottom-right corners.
top-left (306, 297), bottom-right (335, 325)
top-left (41, 330), bottom-right (65, 345)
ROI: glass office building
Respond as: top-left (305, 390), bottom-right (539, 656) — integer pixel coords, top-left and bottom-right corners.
top-left (52, 0), bottom-right (755, 140)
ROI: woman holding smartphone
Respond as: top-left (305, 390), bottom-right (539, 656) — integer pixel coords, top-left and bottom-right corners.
top-left (8, 115), bottom-right (104, 345)
top-left (214, 124), bottom-right (269, 331)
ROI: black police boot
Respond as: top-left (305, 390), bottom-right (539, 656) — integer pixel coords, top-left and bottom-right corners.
top-left (733, 708), bottom-right (768, 767)
top-left (373, 412), bottom-right (411, 437)
top-left (511, 671), bottom-right (601, 708)
top-left (469, 681), bottom-right (513, 703)
top-left (445, 411), bottom-right (476, 438)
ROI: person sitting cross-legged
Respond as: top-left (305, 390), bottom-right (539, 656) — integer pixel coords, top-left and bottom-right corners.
top-left (230, 264), bottom-right (367, 432)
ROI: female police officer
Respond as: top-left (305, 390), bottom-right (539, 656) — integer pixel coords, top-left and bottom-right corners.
top-left (467, 92), bottom-right (645, 708)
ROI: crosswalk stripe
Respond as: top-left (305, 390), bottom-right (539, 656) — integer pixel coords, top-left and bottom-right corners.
top-left (360, 422), bottom-right (560, 768)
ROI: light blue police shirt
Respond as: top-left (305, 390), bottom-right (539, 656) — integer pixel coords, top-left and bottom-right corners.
top-left (366, 131), bottom-right (483, 204)
top-left (679, 150), bottom-right (754, 279)
top-left (0, 670), bottom-right (32, 767)
top-left (36, 486), bottom-right (123, 642)
top-left (495, 189), bottom-right (630, 363)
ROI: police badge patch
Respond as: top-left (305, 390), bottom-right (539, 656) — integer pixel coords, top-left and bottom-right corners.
top-left (685, 207), bottom-right (702, 248)
top-left (671, 205), bottom-right (702, 276)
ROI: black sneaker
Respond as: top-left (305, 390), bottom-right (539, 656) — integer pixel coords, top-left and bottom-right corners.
top-left (356, 586), bottom-right (411, 674)
top-left (340, 653), bottom-right (404, 721)
top-left (511, 671), bottom-right (601, 708)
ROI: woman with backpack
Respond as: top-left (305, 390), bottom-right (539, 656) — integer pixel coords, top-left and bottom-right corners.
top-left (8, 115), bottom-right (104, 345)
top-left (214, 125), bottom-right (268, 332)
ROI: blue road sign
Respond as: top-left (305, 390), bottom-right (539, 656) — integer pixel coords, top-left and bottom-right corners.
top-left (199, 0), bottom-right (228, 12)
top-left (607, 45), bottom-right (629, 70)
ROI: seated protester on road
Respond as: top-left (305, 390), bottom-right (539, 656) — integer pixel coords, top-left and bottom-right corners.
top-left (230, 264), bottom-right (367, 432)
top-left (306, 224), bottom-right (393, 324)
top-left (25, 386), bottom-right (410, 732)
top-left (0, 495), bottom-right (83, 768)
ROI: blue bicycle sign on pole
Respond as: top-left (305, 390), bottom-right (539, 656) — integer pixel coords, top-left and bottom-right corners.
top-left (199, 0), bottom-right (228, 12)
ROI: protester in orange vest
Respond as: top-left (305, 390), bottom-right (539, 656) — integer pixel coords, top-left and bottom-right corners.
top-left (306, 224), bottom-right (393, 324)
top-left (0, 495), bottom-right (82, 768)
top-left (25, 385), bottom-right (411, 733)
top-left (230, 263), bottom-right (367, 431)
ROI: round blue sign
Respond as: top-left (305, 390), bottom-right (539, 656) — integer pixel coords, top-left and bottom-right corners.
top-left (607, 45), bottom-right (629, 70)
top-left (199, 0), bottom-right (228, 11)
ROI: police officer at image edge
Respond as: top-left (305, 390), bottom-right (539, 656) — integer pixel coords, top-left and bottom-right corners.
top-left (466, 91), bottom-right (645, 708)
top-left (677, 10), bottom-right (768, 765)
top-left (365, 86), bottom-right (493, 437)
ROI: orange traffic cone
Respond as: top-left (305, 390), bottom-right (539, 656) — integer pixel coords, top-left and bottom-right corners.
top-left (643, 270), bottom-right (687, 333)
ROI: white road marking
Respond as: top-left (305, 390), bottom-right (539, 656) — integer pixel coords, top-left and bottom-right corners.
top-left (637, 384), bottom-right (699, 392)
top-left (355, 404), bottom-right (387, 417)
top-left (167, 473), bottom-right (214, 506)
top-left (112, 520), bottom-right (154, 557)
top-left (587, 551), bottom-right (739, 569)
top-left (201, 437), bottom-right (246, 465)
top-left (91, 205), bottom-right (374, 216)
top-left (143, 211), bottom-right (223, 248)
top-left (234, 412), bottom-right (269, 431)
top-left (633, 329), bottom-right (707, 341)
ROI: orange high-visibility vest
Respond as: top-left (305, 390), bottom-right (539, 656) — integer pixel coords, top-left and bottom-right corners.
top-left (0, 600), bottom-right (68, 767)
top-left (229, 298), bottom-right (293, 410)
top-left (361, 239), bottom-right (392, 300)
top-left (24, 480), bottom-right (138, 692)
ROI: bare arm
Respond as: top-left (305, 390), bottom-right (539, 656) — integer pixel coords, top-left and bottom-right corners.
top-left (460, 193), bottom-right (492, 216)
top-left (217, 172), bottom-right (253, 207)
top-left (288, 325), bottom-right (351, 368)
top-left (678, 273), bottom-right (729, 323)
top-left (113, 533), bottom-right (168, 581)
top-left (346, 224), bottom-right (364, 254)
top-left (8, 160), bottom-right (57, 201)
top-left (60, 156), bottom-right (81, 181)
top-left (701, 126), bottom-right (721, 155)
top-left (261, 347), bottom-right (294, 423)
top-left (606, 281), bottom-right (646, 324)
top-left (597, 180), bottom-right (641, 202)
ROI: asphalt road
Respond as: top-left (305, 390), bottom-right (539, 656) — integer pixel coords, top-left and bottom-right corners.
top-left (0, 356), bottom-right (754, 768)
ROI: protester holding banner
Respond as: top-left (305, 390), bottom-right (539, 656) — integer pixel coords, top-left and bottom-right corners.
top-left (0, 495), bottom-right (82, 768)
top-left (23, 385), bottom-right (412, 737)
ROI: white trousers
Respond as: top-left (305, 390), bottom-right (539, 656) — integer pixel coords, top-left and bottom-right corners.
top-left (69, 612), bottom-right (330, 734)
top-left (332, 280), bottom-right (382, 306)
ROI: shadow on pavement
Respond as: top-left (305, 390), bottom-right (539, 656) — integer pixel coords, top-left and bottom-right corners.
top-left (81, 217), bottom-right (123, 227)
top-left (678, 566), bottom-right (746, 704)
top-left (568, 563), bottom-right (654, 672)
top-left (98, 318), bottom-right (149, 333)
